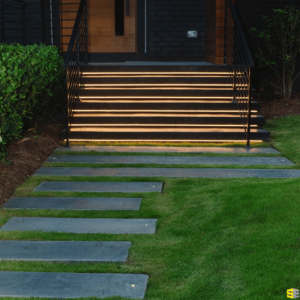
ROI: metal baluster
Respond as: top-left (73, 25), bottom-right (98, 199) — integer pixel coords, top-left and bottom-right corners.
top-left (246, 67), bottom-right (252, 147)
top-left (65, 67), bottom-right (70, 148)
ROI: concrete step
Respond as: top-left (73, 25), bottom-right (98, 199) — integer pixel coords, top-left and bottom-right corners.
top-left (71, 113), bottom-right (265, 126)
top-left (46, 155), bottom-right (293, 166)
top-left (81, 76), bottom-right (233, 85)
top-left (2, 197), bottom-right (142, 211)
top-left (67, 127), bottom-right (270, 142)
top-left (33, 167), bottom-right (300, 179)
top-left (82, 64), bottom-right (231, 73)
top-left (74, 100), bottom-right (261, 111)
top-left (79, 88), bottom-right (234, 98)
top-left (33, 182), bottom-right (163, 193)
top-left (0, 272), bottom-right (148, 299)
top-left (0, 217), bottom-right (157, 234)
top-left (0, 241), bottom-right (131, 262)
top-left (55, 146), bottom-right (280, 154)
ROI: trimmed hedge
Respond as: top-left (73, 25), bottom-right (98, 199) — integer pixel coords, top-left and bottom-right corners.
top-left (0, 44), bottom-right (65, 160)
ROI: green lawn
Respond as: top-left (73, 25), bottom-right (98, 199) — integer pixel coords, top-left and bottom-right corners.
top-left (0, 116), bottom-right (300, 300)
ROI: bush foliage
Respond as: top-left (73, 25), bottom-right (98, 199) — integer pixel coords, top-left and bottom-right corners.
top-left (0, 44), bottom-right (64, 160)
top-left (251, 6), bottom-right (300, 100)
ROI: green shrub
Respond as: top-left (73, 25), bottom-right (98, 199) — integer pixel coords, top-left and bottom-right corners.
top-left (0, 44), bottom-right (65, 160)
top-left (251, 6), bottom-right (300, 100)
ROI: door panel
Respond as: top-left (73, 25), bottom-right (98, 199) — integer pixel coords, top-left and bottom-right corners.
top-left (88, 0), bottom-right (137, 53)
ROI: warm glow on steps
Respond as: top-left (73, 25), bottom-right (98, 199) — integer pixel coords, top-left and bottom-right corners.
top-left (70, 124), bottom-right (258, 128)
top-left (82, 84), bottom-right (234, 87)
top-left (82, 87), bottom-right (233, 90)
top-left (66, 139), bottom-right (263, 143)
top-left (79, 96), bottom-right (234, 99)
top-left (82, 72), bottom-right (231, 75)
top-left (73, 65), bottom-right (268, 143)
top-left (73, 110), bottom-right (258, 113)
top-left (69, 127), bottom-right (261, 133)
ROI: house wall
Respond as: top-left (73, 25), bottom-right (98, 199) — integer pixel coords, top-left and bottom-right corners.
top-left (147, 0), bottom-right (207, 62)
top-left (0, 0), bottom-right (60, 46)
top-left (205, 0), bottom-right (226, 65)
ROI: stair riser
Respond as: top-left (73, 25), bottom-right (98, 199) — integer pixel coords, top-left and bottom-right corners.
top-left (80, 90), bottom-right (234, 97)
top-left (81, 77), bottom-right (233, 85)
top-left (68, 131), bottom-right (269, 141)
top-left (74, 102), bottom-right (260, 111)
top-left (82, 65), bottom-right (231, 73)
top-left (71, 117), bottom-right (265, 126)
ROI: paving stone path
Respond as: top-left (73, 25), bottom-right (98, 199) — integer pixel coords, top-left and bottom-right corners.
top-left (0, 272), bottom-right (148, 299)
top-left (0, 241), bottom-right (132, 262)
top-left (0, 144), bottom-right (295, 299)
top-left (3, 197), bottom-right (142, 210)
top-left (47, 155), bottom-right (293, 165)
top-left (35, 167), bottom-right (300, 178)
top-left (56, 146), bottom-right (280, 154)
top-left (0, 217), bottom-right (157, 234)
top-left (34, 181), bottom-right (163, 193)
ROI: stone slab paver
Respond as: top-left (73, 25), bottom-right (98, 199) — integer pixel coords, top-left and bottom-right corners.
top-left (34, 182), bottom-right (163, 193)
top-left (0, 271), bottom-right (148, 299)
top-left (55, 146), bottom-right (280, 154)
top-left (0, 241), bottom-right (131, 262)
top-left (47, 155), bottom-right (293, 165)
top-left (34, 167), bottom-right (300, 178)
top-left (2, 197), bottom-right (142, 211)
top-left (0, 217), bottom-right (157, 234)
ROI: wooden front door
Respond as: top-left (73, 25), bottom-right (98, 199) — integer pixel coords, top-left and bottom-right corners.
top-left (88, 0), bottom-right (137, 53)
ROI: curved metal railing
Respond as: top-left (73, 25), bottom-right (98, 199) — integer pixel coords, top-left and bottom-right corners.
top-left (224, 0), bottom-right (255, 146)
top-left (64, 0), bottom-right (87, 146)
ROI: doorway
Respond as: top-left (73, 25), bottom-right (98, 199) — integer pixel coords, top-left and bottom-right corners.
top-left (88, 0), bottom-right (137, 53)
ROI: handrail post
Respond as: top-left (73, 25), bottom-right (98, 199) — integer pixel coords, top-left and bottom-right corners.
top-left (64, 0), bottom-right (87, 147)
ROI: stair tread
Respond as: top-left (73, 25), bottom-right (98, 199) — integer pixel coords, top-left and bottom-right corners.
top-left (70, 127), bottom-right (267, 133)
top-left (78, 99), bottom-right (235, 103)
top-left (72, 113), bottom-right (263, 117)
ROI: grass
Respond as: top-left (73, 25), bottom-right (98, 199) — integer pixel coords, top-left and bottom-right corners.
top-left (1, 176), bottom-right (300, 300)
top-left (265, 115), bottom-right (300, 164)
top-left (1, 115), bottom-right (300, 299)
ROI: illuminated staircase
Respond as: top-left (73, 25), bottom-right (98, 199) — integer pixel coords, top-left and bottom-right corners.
top-left (69, 64), bottom-right (270, 142)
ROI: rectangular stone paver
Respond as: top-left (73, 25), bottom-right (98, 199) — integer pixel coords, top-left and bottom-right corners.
top-left (47, 155), bottom-right (293, 165)
top-left (55, 146), bottom-right (280, 154)
top-left (34, 182), bottom-right (163, 193)
top-left (34, 167), bottom-right (300, 178)
top-left (0, 217), bottom-right (157, 234)
top-left (0, 272), bottom-right (148, 299)
top-left (0, 241), bottom-right (131, 262)
top-left (3, 197), bottom-right (142, 211)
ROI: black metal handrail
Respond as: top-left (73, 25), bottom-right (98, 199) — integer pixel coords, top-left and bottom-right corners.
top-left (64, 0), bottom-right (87, 147)
top-left (224, 0), bottom-right (255, 147)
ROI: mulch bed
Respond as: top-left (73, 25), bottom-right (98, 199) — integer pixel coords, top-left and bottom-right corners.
top-left (259, 92), bottom-right (300, 120)
top-left (0, 121), bottom-right (64, 206)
